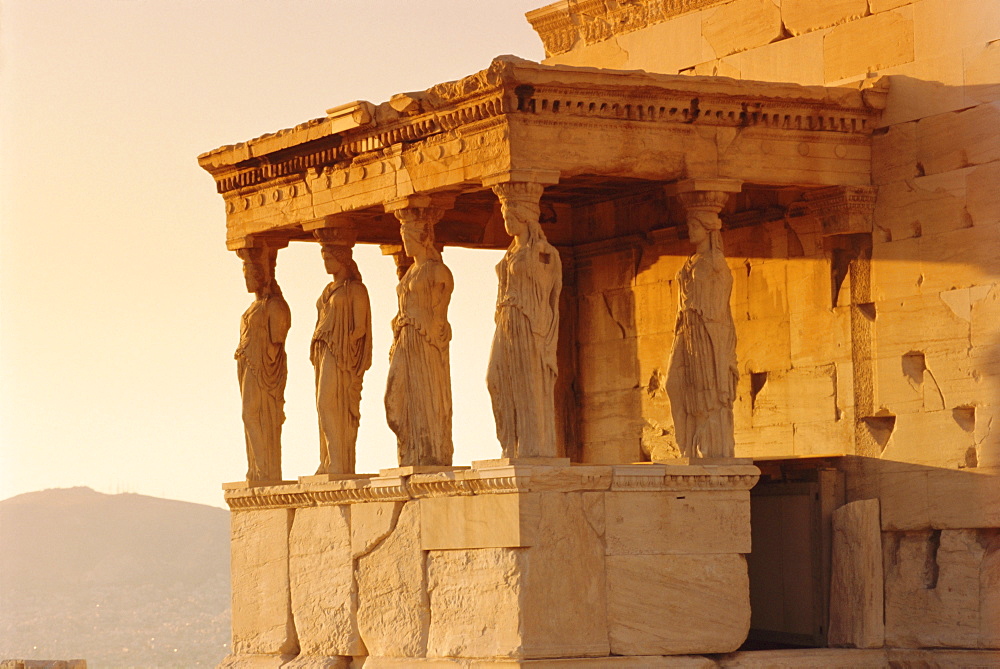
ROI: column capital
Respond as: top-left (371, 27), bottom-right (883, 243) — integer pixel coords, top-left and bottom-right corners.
top-left (482, 169), bottom-right (560, 188)
top-left (227, 234), bottom-right (290, 252)
top-left (663, 178), bottom-right (743, 196)
top-left (802, 185), bottom-right (877, 236)
top-left (302, 213), bottom-right (368, 234)
top-left (384, 193), bottom-right (456, 213)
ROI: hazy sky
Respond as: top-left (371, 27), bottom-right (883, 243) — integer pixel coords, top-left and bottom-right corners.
top-left (1, 0), bottom-right (548, 508)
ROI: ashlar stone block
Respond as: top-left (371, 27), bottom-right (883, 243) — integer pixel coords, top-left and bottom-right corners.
top-left (828, 499), bottom-right (884, 648)
top-left (355, 501), bottom-right (429, 658)
top-left (288, 505), bottom-right (359, 658)
top-left (782, 0), bottom-right (868, 37)
top-left (702, 0), bottom-right (783, 59)
top-left (426, 548), bottom-right (523, 659)
top-left (916, 102), bottom-right (1000, 176)
top-left (884, 528), bottom-right (997, 648)
top-left (607, 554), bottom-right (750, 655)
top-left (824, 9), bottom-right (914, 83)
top-left (605, 491), bottom-right (751, 555)
top-left (230, 508), bottom-right (298, 658)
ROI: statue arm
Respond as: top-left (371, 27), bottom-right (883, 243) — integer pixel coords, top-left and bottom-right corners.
top-left (430, 263), bottom-right (454, 349)
top-left (542, 249), bottom-right (562, 372)
top-left (268, 298), bottom-right (292, 346)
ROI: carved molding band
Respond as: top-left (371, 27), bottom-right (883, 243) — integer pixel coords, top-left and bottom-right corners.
top-left (201, 58), bottom-right (878, 198)
top-left (527, 0), bottom-right (733, 56)
top-left (224, 464), bottom-right (761, 510)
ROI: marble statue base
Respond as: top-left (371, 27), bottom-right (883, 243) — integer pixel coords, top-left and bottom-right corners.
top-left (218, 461), bottom-right (760, 668)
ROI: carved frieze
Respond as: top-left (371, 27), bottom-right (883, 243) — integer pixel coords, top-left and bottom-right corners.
top-left (527, 0), bottom-right (734, 57)
top-left (223, 463), bottom-right (760, 510)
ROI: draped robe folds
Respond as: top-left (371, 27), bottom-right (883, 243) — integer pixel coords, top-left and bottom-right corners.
top-left (487, 238), bottom-right (562, 458)
top-left (311, 278), bottom-right (373, 475)
top-left (385, 259), bottom-right (454, 466)
top-left (235, 295), bottom-right (292, 482)
top-left (666, 249), bottom-right (739, 458)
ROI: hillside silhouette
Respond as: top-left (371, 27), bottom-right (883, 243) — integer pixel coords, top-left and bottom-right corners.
top-left (0, 487), bottom-right (230, 668)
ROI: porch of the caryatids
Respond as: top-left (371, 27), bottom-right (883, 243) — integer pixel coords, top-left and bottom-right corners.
top-left (234, 241), bottom-right (292, 484)
top-left (664, 179), bottom-right (743, 460)
top-left (307, 220), bottom-right (373, 476)
top-left (483, 170), bottom-right (563, 459)
top-left (383, 195), bottom-right (456, 467)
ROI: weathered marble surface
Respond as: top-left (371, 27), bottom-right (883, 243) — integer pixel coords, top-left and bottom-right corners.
top-left (311, 240), bottom-right (372, 476)
top-left (221, 463), bottom-right (757, 667)
top-left (828, 499), bottom-right (883, 648)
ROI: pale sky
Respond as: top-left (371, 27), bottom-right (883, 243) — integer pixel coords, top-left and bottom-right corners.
top-left (0, 0), bottom-right (548, 508)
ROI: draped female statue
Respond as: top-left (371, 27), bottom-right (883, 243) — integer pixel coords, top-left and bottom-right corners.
top-left (487, 182), bottom-right (562, 458)
top-left (235, 246), bottom-right (291, 483)
top-left (666, 206), bottom-right (739, 458)
top-left (311, 242), bottom-right (373, 475)
top-left (384, 209), bottom-right (454, 466)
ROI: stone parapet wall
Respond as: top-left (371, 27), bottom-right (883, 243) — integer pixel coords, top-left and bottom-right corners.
top-left (219, 462), bottom-right (759, 668)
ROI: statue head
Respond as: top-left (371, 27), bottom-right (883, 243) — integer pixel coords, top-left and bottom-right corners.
top-left (320, 243), bottom-right (362, 281)
top-left (397, 210), bottom-right (442, 262)
top-left (686, 210), bottom-right (723, 253)
top-left (237, 247), bottom-right (280, 297)
top-left (493, 181), bottom-right (546, 244)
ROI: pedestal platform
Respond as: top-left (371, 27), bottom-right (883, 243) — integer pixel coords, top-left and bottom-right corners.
top-left (219, 461), bottom-right (760, 668)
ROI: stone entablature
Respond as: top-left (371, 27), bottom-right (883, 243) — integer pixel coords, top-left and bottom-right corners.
top-left (198, 57), bottom-right (880, 250)
top-left (527, 0), bottom-right (733, 57)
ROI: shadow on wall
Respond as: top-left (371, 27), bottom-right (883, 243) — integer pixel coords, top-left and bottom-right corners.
top-left (560, 78), bottom-right (998, 468)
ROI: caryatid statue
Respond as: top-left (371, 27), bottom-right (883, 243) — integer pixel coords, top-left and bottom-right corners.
top-left (311, 229), bottom-right (373, 475)
top-left (487, 182), bottom-right (562, 458)
top-left (384, 204), bottom-right (455, 467)
top-left (235, 245), bottom-right (292, 483)
top-left (665, 182), bottom-right (741, 459)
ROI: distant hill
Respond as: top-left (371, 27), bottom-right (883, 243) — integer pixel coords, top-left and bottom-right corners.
top-left (0, 487), bottom-right (230, 668)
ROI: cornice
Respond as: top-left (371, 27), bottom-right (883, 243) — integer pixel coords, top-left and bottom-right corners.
top-left (527, 0), bottom-right (733, 57)
top-left (223, 463), bottom-right (760, 510)
top-left (199, 56), bottom-right (879, 199)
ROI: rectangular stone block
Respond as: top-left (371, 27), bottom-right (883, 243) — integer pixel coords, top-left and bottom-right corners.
top-left (964, 40), bottom-right (1000, 105)
top-left (879, 467), bottom-right (1000, 531)
top-left (702, 0), bottom-right (783, 59)
top-left (874, 177), bottom-right (969, 243)
top-left (420, 493), bottom-right (536, 550)
top-left (288, 505), bottom-right (359, 657)
top-left (521, 492), bottom-right (609, 659)
top-left (880, 409), bottom-right (976, 469)
top-left (884, 529), bottom-right (987, 648)
top-left (916, 102), bottom-right (1000, 176)
top-left (426, 548), bottom-right (523, 659)
top-left (782, 0), bottom-right (867, 36)
top-left (790, 307), bottom-right (851, 367)
top-left (877, 50), bottom-right (967, 126)
top-left (230, 508), bottom-right (297, 657)
top-left (913, 0), bottom-right (1000, 61)
top-left (829, 499), bottom-right (884, 648)
top-left (737, 316), bottom-right (791, 375)
top-left (356, 502), bottom-right (429, 658)
top-left (607, 554), bottom-right (750, 655)
top-left (731, 30), bottom-right (827, 86)
top-left (578, 338), bottom-right (641, 395)
top-left (616, 10), bottom-right (715, 75)
top-left (605, 491), bottom-right (751, 555)
top-left (873, 121), bottom-right (918, 185)
top-left (967, 160), bottom-right (1000, 227)
top-left (824, 9), bottom-right (914, 82)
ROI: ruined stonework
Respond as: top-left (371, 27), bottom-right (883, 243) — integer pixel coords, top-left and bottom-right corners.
top-left (202, 0), bottom-right (998, 665)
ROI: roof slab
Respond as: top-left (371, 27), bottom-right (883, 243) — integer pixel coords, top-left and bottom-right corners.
top-left (198, 56), bottom-right (884, 250)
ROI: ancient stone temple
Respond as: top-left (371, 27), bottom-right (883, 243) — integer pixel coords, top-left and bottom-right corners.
top-left (199, 1), bottom-right (1000, 667)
